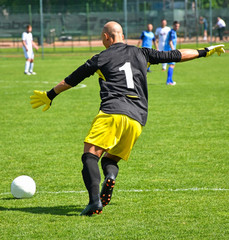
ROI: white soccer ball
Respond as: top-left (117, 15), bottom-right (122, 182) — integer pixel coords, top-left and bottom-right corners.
top-left (11, 175), bottom-right (36, 199)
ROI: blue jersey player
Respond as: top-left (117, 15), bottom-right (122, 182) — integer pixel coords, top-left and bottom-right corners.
top-left (138, 24), bottom-right (157, 72)
top-left (164, 21), bottom-right (180, 85)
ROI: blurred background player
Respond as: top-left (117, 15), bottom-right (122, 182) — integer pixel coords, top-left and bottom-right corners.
top-left (155, 19), bottom-right (171, 71)
top-left (214, 17), bottom-right (226, 41)
top-left (164, 21), bottom-right (180, 85)
top-left (137, 23), bottom-right (157, 72)
top-left (199, 16), bottom-right (208, 41)
top-left (22, 25), bottom-right (39, 75)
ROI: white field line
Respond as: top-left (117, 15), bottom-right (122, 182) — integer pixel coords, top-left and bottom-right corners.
top-left (0, 79), bottom-right (83, 85)
top-left (0, 80), bottom-right (55, 84)
top-left (1, 187), bottom-right (229, 196)
top-left (0, 80), bottom-right (86, 90)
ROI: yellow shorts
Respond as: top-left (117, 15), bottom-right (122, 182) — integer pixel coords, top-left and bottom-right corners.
top-left (84, 111), bottom-right (143, 161)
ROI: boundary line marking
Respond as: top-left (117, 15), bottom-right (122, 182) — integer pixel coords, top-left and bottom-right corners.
top-left (0, 81), bottom-right (86, 89)
top-left (1, 188), bottom-right (229, 196)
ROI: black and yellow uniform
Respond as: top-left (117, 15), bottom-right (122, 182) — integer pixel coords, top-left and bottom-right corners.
top-left (65, 43), bottom-right (181, 160)
top-left (65, 42), bottom-right (181, 126)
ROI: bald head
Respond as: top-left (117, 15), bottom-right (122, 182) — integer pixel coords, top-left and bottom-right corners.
top-left (103, 21), bottom-right (123, 37)
top-left (102, 21), bottom-right (124, 48)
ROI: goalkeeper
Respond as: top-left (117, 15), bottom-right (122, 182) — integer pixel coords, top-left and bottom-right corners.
top-left (30, 21), bottom-right (225, 216)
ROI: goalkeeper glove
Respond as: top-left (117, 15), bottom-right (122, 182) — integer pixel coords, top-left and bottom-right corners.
top-left (198, 44), bottom-right (225, 58)
top-left (30, 89), bottom-right (57, 112)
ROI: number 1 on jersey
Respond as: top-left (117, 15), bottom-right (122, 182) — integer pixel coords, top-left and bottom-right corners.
top-left (119, 62), bottom-right (134, 89)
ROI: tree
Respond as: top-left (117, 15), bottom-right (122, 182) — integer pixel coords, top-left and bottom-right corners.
top-left (200, 0), bottom-right (229, 8)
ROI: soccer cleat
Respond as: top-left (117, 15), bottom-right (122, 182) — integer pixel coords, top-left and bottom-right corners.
top-left (24, 72), bottom-right (31, 75)
top-left (166, 81), bottom-right (176, 86)
top-left (30, 72), bottom-right (37, 75)
top-left (80, 200), bottom-right (103, 216)
top-left (100, 176), bottom-right (115, 207)
top-left (170, 81), bottom-right (176, 85)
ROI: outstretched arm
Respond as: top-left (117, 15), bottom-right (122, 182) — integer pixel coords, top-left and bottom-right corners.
top-left (30, 55), bottom-right (99, 111)
top-left (179, 44), bottom-right (225, 62)
top-left (29, 80), bottom-right (72, 112)
top-left (53, 79), bottom-right (72, 94)
top-left (145, 44), bottom-right (225, 65)
top-left (179, 49), bottom-right (199, 62)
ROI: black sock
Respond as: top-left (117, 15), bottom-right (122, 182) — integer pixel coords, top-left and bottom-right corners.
top-left (81, 152), bottom-right (101, 204)
top-left (101, 157), bottom-right (119, 179)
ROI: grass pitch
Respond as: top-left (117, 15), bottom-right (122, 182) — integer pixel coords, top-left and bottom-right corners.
top-left (0, 45), bottom-right (229, 239)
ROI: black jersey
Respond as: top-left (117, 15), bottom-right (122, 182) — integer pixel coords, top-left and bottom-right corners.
top-left (65, 43), bottom-right (181, 126)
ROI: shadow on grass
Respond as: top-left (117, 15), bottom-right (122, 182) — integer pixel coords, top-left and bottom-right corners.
top-left (0, 205), bottom-right (83, 216)
top-left (1, 197), bottom-right (14, 200)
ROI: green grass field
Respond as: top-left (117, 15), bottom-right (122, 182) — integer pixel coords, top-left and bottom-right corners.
top-left (1, 45), bottom-right (229, 239)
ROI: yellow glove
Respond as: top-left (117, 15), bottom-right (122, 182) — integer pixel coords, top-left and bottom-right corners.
top-left (30, 90), bottom-right (52, 112)
top-left (205, 44), bottom-right (225, 57)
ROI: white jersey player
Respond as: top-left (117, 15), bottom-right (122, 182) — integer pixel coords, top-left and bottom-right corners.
top-left (22, 25), bottom-right (39, 75)
top-left (155, 19), bottom-right (171, 71)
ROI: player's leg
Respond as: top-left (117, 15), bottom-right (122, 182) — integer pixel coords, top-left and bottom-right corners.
top-left (24, 60), bottom-right (31, 75)
top-left (220, 28), bottom-right (224, 41)
top-left (166, 63), bottom-right (173, 84)
top-left (81, 111), bottom-right (118, 215)
top-left (102, 153), bottom-right (120, 179)
top-left (166, 63), bottom-right (176, 85)
top-left (24, 58), bottom-right (31, 75)
top-left (100, 153), bottom-right (120, 207)
top-left (203, 29), bottom-right (207, 40)
top-left (100, 114), bottom-right (142, 207)
top-left (29, 59), bottom-right (34, 74)
top-left (146, 61), bottom-right (151, 73)
top-left (81, 111), bottom-right (142, 214)
top-left (23, 48), bottom-right (31, 75)
top-left (159, 45), bottom-right (167, 71)
top-left (203, 23), bottom-right (208, 40)
top-left (218, 28), bottom-right (222, 41)
top-left (162, 63), bottom-right (167, 71)
top-left (29, 52), bottom-right (36, 74)
top-left (80, 143), bottom-right (105, 216)
top-left (24, 49), bottom-right (34, 75)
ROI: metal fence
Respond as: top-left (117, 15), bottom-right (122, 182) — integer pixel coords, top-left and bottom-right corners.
top-left (0, 0), bottom-right (228, 51)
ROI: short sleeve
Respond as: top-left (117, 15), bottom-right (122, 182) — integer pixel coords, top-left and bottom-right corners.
top-left (22, 32), bottom-right (26, 40)
top-left (168, 31), bottom-right (172, 41)
top-left (140, 32), bottom-right (144, 40)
